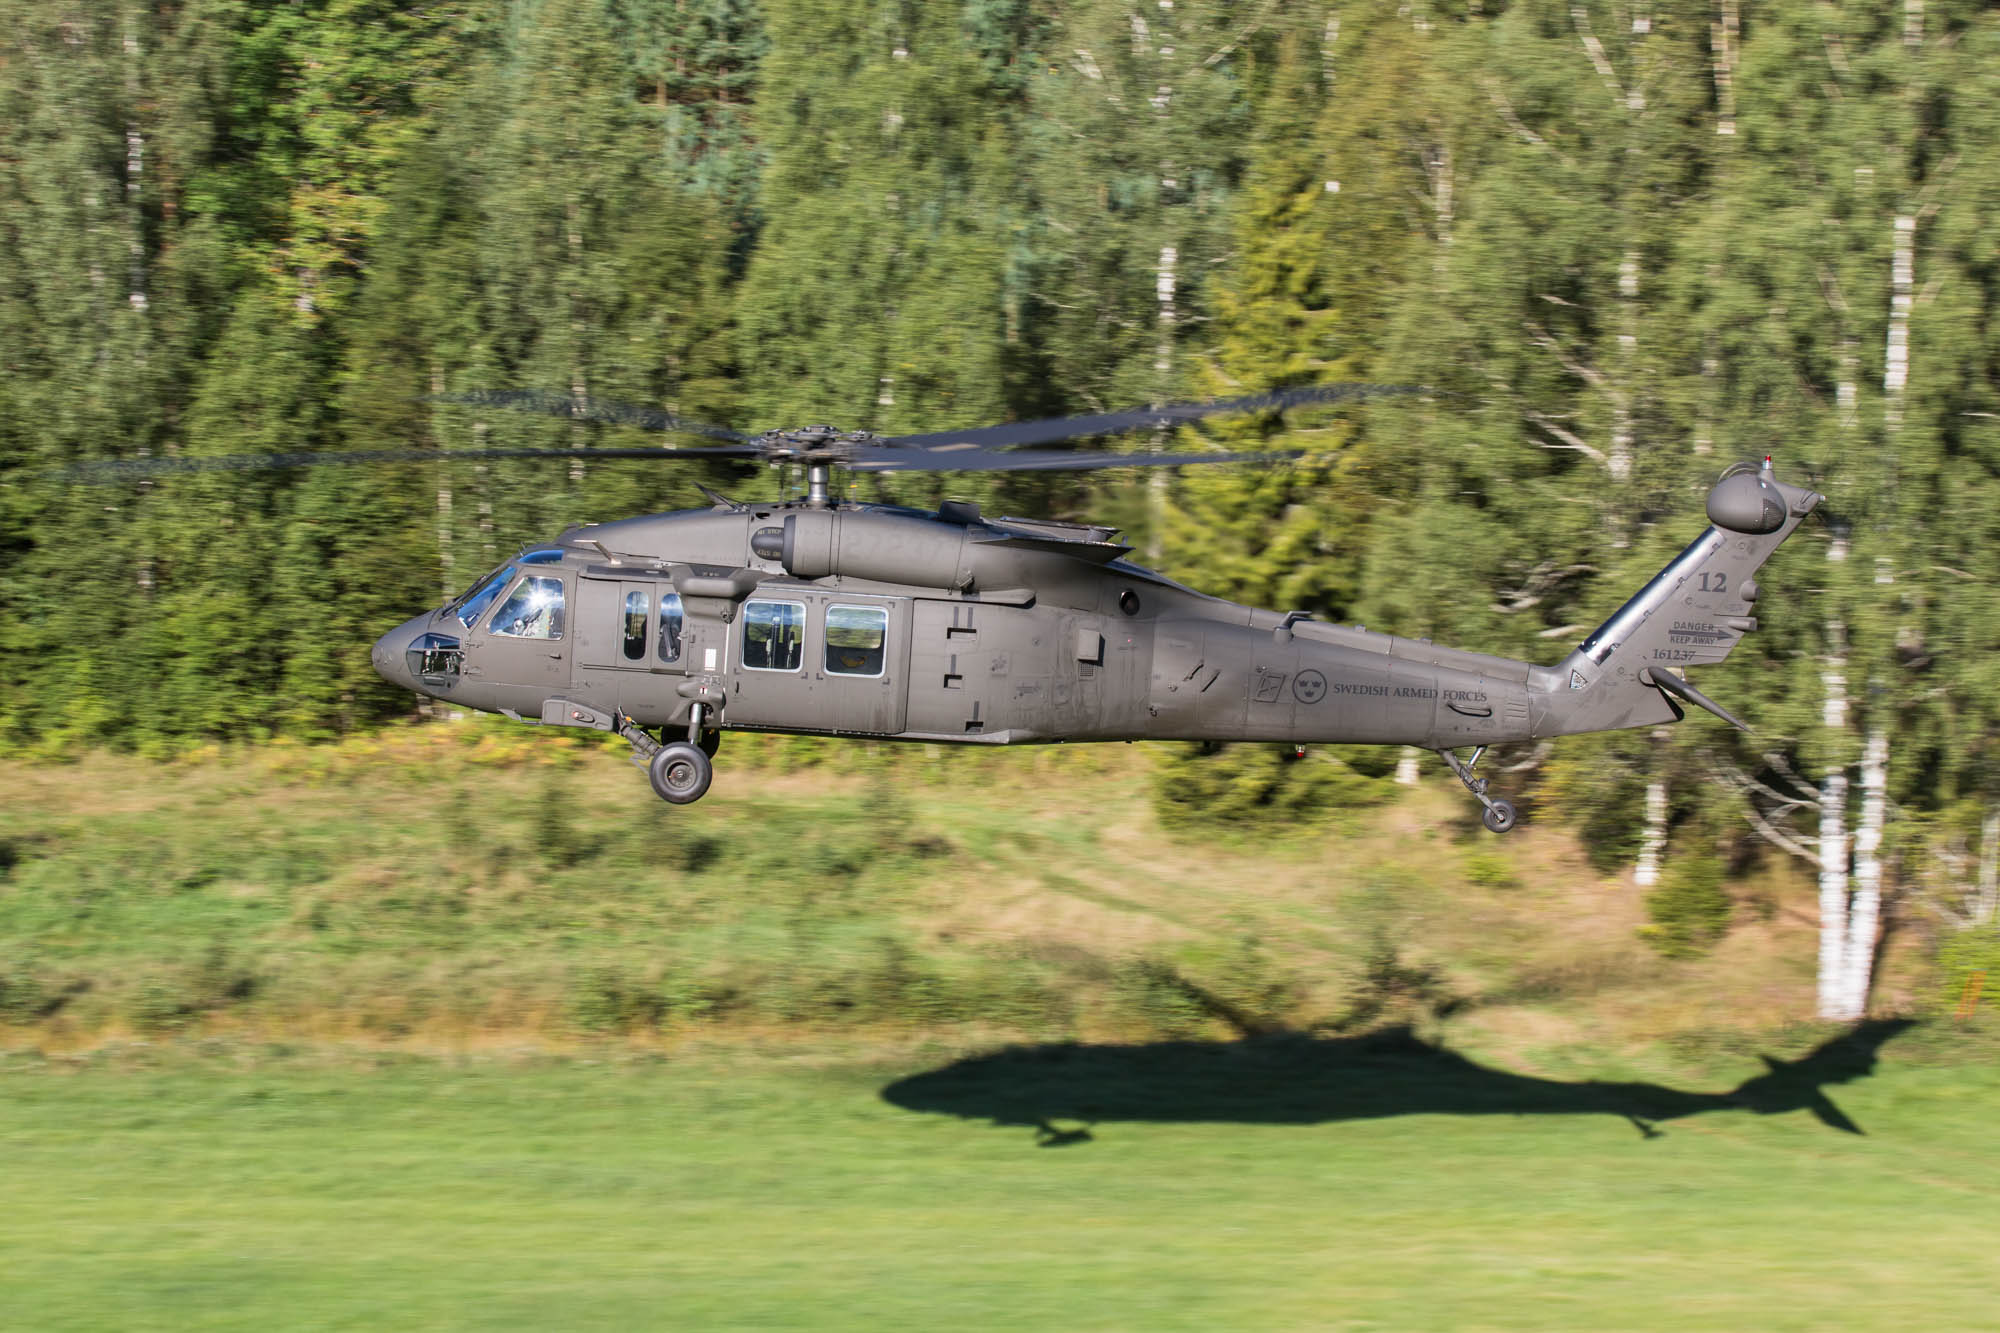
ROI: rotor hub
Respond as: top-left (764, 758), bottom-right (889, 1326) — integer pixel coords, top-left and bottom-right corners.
top-left (756, 425), bottom-right (879, 466)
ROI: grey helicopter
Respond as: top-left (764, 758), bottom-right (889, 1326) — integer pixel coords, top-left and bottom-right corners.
top-left (89, 385), bottom-right (1822, 831)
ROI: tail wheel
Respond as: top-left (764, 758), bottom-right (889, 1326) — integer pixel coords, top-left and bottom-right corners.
top-left (1481, 798), bottom-right (1519, 835)
top-left (649, 741), bottom-right (713, 805)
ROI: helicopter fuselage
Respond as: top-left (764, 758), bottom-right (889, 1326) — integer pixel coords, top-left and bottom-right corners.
top-left (368, 486), bottom-right (1792, 756)
top-left (374, 499), bottom-right (1591, 752)
top-left (372, 462), bottom-right (1817, 828)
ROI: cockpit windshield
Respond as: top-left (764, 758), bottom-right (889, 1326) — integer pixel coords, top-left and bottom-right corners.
top-left (450, 566), bottom-right (515, 629)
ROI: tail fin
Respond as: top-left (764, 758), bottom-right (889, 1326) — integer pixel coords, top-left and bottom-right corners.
top-left (1544, 461), bottom-right (1822, 737)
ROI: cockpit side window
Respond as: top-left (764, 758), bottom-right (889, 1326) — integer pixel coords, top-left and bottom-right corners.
top-left (453, 566), bottom-right (515, 628)
top-left (490, 576), bottom-right (566, 640)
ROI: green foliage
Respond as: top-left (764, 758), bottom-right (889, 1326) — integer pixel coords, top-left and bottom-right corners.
top-left (1330, 936), bottom-right (1458, 1035)
top-left (1461, 847), bottom-right (1520, 892)
top-left (1937, 926), bottom-right (2000, 1017)
top-left (1149, 743), bottom-right (1395, 836)
top-left (1642, 845), bottom-right (1733, 960)
top-left (1536, 731), bottom-right (1654, 872)
top-left (2, 0), bottom-right (1999, 964)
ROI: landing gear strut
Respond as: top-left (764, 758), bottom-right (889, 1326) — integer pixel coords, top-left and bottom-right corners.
top-left (620, 705), bottom-right (719, 806)
top-left (1436, 746), bottom-right (1518, 834)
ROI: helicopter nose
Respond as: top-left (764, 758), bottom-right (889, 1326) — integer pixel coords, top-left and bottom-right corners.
top-left (371, 619), bottom-right (423, 691)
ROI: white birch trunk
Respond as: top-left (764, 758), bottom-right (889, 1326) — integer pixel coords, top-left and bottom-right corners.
top-left (1817, 767), bottom-right (1851, 1019)
top-left (1635, 774), bottom-right (1668, 887)
top-left (1428, 143), bottom-right (1453, 267)
top-left (566, 196), bottom-right (588, 484)
top-left (432, 364), bottom-right (455, 603)
top-left (1608, 250), bottom-right (1637, 485)
top-left (1977, 807), bottom-right (2000, 927)
top-left (474, 419), bottom-right (496, 568)
top-left (1817, 608), bottom-right (1850, 1021)
top-left (1395, 747), bottom-right (1422, 787)
top-left (1838, 727), bottom-right (1889, 1018)
top-left (1968, 808), bottom-right (2000, 924)
top-left (1145, 242), bottom-right (1178, 564)
top-left (122, 17), bottom-right (147, 314)
top-left (1711, 0), bottom-right (1738, 136)
top-left (1884, 214), bottom-right (1914, 423)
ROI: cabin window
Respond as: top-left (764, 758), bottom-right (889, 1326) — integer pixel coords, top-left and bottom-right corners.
top-left (825, 604), bottom-right (887, 677)
top-left (742, 599), bottom-right (805, 671)
top-left (659, 592), bottom-right (684, 664)
top-left (622, 590), bottom-right (649, 661)
top-left (453, 566), bottom-right (514, 628)
top-left (490, 576), bottom-right (566, 640)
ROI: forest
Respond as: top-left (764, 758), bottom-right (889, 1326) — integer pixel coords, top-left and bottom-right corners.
top-left (2, 0), bottom-right (1998, 1015)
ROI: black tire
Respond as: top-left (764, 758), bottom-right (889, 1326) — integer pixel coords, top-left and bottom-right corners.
top-left (697, 728), bottom-right (721, 759)
top-left (1481, 798), bottom-right (1519, 834)
top-left (648, 741), bottom-right (713, 805)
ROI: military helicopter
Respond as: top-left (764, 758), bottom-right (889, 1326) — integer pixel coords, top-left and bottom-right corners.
top-left (91, 385), bottom-right (1822, 831)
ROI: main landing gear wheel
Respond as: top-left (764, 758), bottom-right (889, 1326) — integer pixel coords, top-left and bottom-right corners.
top-left (1436, 746), bottom-right (1521, 835)
top-left (697, 729), bottom-right (721, 759)
top-left (649, 741), bottom-right (712, 805)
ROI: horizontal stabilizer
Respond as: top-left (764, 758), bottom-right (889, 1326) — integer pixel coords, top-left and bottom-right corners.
top-left (1642, 667), bottom-right (1749, 732)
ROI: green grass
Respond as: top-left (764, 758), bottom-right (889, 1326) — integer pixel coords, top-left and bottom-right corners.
top-left (0, 720), bottom-right (1865, 1052)
top-left (3, 1035), bottom-right (1997, 1330)
top-left (2, 732), bottom-right (1989, 1326)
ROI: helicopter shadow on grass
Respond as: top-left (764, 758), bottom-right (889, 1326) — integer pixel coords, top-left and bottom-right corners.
top-left (879, 1019), bottom-right (1915, 1147)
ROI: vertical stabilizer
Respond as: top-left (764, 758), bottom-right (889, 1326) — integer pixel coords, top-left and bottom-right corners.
top-left (1544, 462), bottom-right (1821, 737)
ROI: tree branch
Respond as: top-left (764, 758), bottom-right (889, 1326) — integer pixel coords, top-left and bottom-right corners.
top-left (1762, 752), bottom-right (1823, 803)
top-left (1719, 761), bottom-right (1821, 812)
top-left (1499, 741), bottom-right (1553, 773)
top-left (1525, 411), bottom-right (1608, 466)
top-left (1735, 792), bottom-right (1824, 869)
top-left (1524, 322), bottom-right (1626, 408)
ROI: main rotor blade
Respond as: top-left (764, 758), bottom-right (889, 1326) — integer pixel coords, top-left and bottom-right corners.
top-left (57, 443), bottom-right (766, 482)
top-left (430, 389), bottom-right (752, 442)
top-left (847, 446), bottom-right (1305, 473)
top-left (878, 382), bottom-right (1423, 453)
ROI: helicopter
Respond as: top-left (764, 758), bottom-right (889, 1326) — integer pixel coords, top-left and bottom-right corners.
top-left (89, 385), bottom-right (1823, 831)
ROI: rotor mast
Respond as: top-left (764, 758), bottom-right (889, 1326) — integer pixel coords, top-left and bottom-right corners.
top-left (764, 425), bottom-right (870, 509)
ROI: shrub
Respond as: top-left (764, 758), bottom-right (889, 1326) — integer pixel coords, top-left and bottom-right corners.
top-left (1462, 847), bottom-right (1520, 890)
top-left (1938, 925), bottom-right (2000, 1017)
top-left (1535, 731), bottom-right (1653, 871)
top-left (1330, 937), bottom-right (1457, 1033)
top-left (1641, 849), bottom-right (1732, 958)
top-left (1149, 743), bottom-right (1393, 836)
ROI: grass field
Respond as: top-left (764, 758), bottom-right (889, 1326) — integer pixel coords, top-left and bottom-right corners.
top-left (4, 1031), bottom-right (1998, 1331)
top-left (3, 727), bottom-right (1987, 1328)
top-left (0, 719), bottom-right (1907, 1053)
